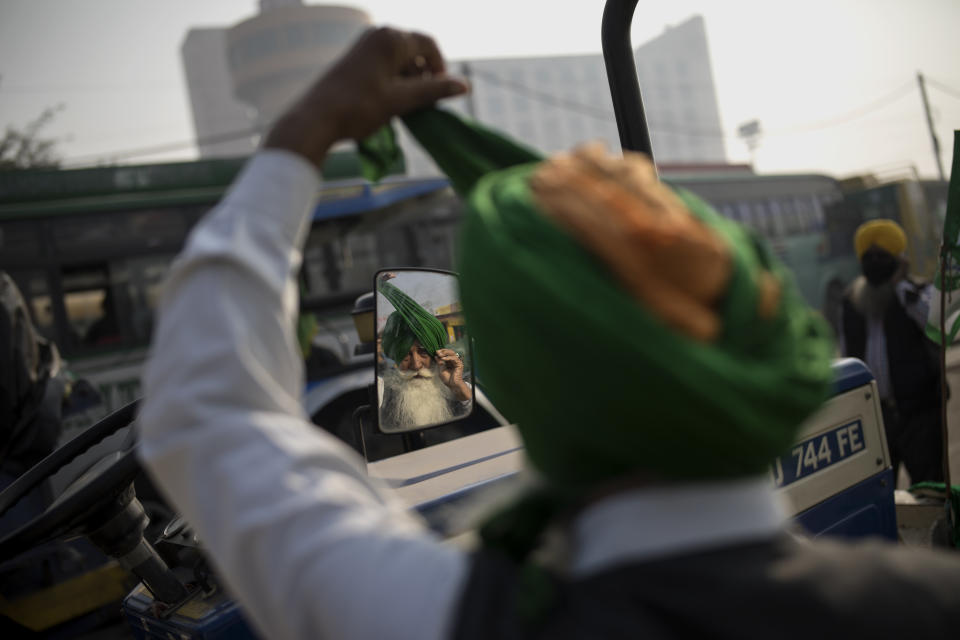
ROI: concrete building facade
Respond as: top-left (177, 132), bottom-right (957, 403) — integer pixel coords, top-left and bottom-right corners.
top-left (225, 4), bottom-right (370, 130)
top-left (182, 8), bottom-right (725, 169)
top-left (635, 15), bottom-right (726, 165)
top-left (182, 2), bottom-right (370, 159)
top-left (181, 29), bottom-right (257, 158)
top-left (401, 15), bottom-right (726, 176)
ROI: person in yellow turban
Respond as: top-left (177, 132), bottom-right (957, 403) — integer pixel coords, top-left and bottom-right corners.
top-left (841, 218), bottom-right (943, 483)
top-left (854, 219), bottom-right (908, 261)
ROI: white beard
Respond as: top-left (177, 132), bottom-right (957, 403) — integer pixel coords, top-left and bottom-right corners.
top-left (382, 365), bottom-right (456, 432)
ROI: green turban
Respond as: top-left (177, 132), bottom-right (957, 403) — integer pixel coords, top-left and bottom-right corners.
top-left (361, 108), bottom-right (834, 561)
top-left (378, 280), bottom-right (448, 364)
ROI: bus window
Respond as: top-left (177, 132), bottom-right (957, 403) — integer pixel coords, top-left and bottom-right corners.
top-left (768, 200), bottom-right (785, 237)
top-left (61, 266), bottom-right (117, 349)
top-left (75, 289), bottom-right (114, 346)
top-left (60, 257), bottom-right (172, 354)
top-left (302, 228), bottom-right (383, 298)
top-left (30, 296), bottom-right (55, 338)
top-left (412, 220), bottom-right (459, 268)
top-left (737, 203), bottom-right (754, 229)
top-left (52, 209), bottom-right (188, 260)
top-left (753, 202), bottom-right (774, 237)
top-left (339, 232), bottom-right (380, 292)
top-left (823, 198), bottom-right (861, 260)
top-left (812, 197), bottom-right (826, 231)
top-left (302, 241), bottom-right (335, 299)
top-left (717, 203), bottom-right (738, 222)
top-left (125, 256), bottom-right (172, 344)
top-left (794, 196), bottom-right (814, 234)
top-left (779, 199), bottom-right (801, 235)
top-left (8, 270), bottom-right (56, 343)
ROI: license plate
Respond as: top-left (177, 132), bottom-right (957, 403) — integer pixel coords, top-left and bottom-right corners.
top-left (771, 420), bottom-right (866, 488)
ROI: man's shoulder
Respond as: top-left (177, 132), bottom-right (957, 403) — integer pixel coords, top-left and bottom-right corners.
top-left (777, 536), bottom-right (960, 580)
top-left (454, 539), bottom-right (960, 640)
top-left (613, 537), bottom-right (960, 631)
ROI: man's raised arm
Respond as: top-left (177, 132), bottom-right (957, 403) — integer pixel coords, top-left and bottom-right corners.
top-left (137, 29), bottom-right (469, 640)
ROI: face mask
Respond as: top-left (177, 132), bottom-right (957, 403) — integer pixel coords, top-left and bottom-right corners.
top-left (861, 248), bottom-right (899, 286)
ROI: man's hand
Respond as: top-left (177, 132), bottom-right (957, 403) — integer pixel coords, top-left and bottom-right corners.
top-left (265, 28), bottom-right (468, 169)
top-left (435, 348), bottom-right (470, 401)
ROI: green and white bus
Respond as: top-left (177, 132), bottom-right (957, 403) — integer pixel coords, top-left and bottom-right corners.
top-left (1, 154), bottom-right (943, 427)
top-left (0, 153), bottom-right (462, 426)
top-left (670, 171), bottom-right (945, 333)
top-left (667, 171), bottom-right (861, 331)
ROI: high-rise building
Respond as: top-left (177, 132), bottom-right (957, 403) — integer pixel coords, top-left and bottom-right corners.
top-left (635, 16), bottom-right (726, 165)
top-left (183, 10), bottom-right (725, 168)
top-left (401, 15), bottom-right (726, 175)
top-left (182, 2), bottom-right (370, 159)
top-left (225, 4), bottom-right (370, 130)
top-left (181, 29), bottom-right (257, 158)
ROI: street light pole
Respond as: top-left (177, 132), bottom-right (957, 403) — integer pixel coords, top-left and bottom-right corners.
top-left (918, 71), bottom-right (946, 181)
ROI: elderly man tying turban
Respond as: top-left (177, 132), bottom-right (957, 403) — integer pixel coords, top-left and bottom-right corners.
top-left (137, 28), bottom-right (960, 640)
top-left (378, 276), bottom-right (471, 431)
top-left (840, 219), bottom-right (944, 483)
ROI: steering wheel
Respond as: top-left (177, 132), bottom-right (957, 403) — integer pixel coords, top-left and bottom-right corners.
top-left (0, 401), bottom-right (141, 562)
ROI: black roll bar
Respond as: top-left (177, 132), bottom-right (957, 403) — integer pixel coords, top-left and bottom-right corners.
top-left (601, 0), bottom-right (655, 163)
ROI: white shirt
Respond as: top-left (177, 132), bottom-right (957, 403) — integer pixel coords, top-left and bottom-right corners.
top-left (138, 150), bottom-right (787, 640)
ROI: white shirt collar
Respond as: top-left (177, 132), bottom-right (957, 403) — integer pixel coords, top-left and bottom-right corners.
top-left (567, 475), bottom-right (786, 577)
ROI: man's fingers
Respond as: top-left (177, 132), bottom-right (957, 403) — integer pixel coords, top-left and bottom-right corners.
top-left (386, 30), bottom-right (445, 77)
top-left (435, 352), bottom-right (462, 370)
top-left (364, 28), bottom-right (465, 115)
top-left (367, 26), bottom-right (406, 66)
top-left (391, 76), bottom-right (468, 114)
top-left (406, 32), bottom-right (446, 74)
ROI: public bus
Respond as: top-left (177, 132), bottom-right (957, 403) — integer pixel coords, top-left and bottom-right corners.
top-left (839, 174), bottom-right (944, 281)
top-left (668, 170), bottom-right (945, 333)
top-left (0, 152), bottom-right (461, 430)
top-left (0, 152), bottom-right (943, 431)
top-left (665, 170), bottom-right (861, 332)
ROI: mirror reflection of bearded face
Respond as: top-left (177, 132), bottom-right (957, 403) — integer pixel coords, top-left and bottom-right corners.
top-left (382, 340), bottom-right (455, 431)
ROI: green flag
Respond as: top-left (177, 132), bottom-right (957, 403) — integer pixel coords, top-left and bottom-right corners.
top-left (377, 280), bottom-right (448, 364)
top-left (926, 131), bottom-right (960, 345)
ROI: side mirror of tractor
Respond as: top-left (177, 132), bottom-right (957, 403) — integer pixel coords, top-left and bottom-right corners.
top-left (373, 269), bottom-right (475, 434)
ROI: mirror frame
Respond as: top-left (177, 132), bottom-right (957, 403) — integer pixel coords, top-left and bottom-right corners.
top-left (372, 268), bottom-right (475, 435)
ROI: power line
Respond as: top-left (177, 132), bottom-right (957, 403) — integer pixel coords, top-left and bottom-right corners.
top-left (0, 83), bottom-right (180, 94)
top-left (764, 81), bottom-right (915, 134)
top-left (62, 127), bottom-right (259, 168)
top-left (471, 69), bottom-right (731, 139)
top-left (471, 69), bottom-right (920, 139)
top-left (470, 70), bottom-right (613, 121)
top-left (57, 75), bottom-right (926, 168)
top-left (927, 77), bottom-right (960, 101)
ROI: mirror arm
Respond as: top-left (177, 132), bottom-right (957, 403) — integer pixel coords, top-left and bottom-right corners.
top-left (402, 431), bottom-right (428, 453)
top-left (601, 0), bottom-right (655, 163)
top-left (352, 403), bottom-right (372, 461)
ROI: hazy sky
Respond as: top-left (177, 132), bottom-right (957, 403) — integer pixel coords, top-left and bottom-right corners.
top-left (1, 0), bottom-right (958, 179)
